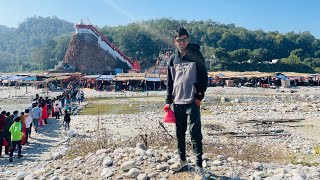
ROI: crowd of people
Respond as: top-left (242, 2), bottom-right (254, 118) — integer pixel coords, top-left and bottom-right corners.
top-left (0, 84), bottom-right (83, 163)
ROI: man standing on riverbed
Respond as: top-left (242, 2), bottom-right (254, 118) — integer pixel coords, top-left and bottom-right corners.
top-left (165, 27), bottom-right (208, 180)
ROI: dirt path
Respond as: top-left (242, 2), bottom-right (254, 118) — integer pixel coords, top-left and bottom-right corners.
top-left (0, 117), bottom-right (64, 165)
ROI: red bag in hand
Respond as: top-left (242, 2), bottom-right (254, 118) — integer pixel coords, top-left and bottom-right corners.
top-left (163, 106), bottom-right (176, 123)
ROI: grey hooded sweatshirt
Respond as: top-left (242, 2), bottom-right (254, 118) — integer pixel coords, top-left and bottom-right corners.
top-left (166, 43), bottom-right (208, 105)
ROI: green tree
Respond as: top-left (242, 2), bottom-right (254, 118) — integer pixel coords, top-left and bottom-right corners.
top-left (200, 45), bottom-right (215, 59)
top-left (228, 49), bottom-right (250, 63)
top-left (290, 49), bottom-right (305, 60)
top-left (214, 48), bottom-right (229, 62)
top-left (54, 34), bottom-right (72, 61)
top-left (314, 50), bottom-right (320, 58)
top-left (217, 32), bottom-right (241, 51)
top-left (0, 52), bottom-right (15, 71)
top-left (304, 58), bottom-right (320, 67)
top-left (281, 54), bottom-right (302, 64)
top-left (249, 48), bottom-right (272, 63)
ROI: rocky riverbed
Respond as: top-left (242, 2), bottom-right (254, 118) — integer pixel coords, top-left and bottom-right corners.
top-left (1, 86), bottom-right (320, 180)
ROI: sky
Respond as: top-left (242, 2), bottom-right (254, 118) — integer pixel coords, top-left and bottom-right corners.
top-left (0, 0), bottom-right (320, 38)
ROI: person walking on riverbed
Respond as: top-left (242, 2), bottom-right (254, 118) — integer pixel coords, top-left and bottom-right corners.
top-left (63, 110), bottom-right (71, 130)
top-left (4, 112), bottom-right (13, 155)
top-left (30, 103), bottom-right (42, 133)
top-left (23, 109), bottom-right (32, 143)
top-left (9, 117), bottom-right (24, 162)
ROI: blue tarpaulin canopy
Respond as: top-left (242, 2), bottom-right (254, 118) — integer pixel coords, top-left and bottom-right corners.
top-left (0, 76), bottom-right (9, 80)
top-left (145, 77), bottom-right (161, 82)
top-left (276, 74), bottom-right (288, 80)
top-left (7, 75), bottom-right (25, 81)
top-left (23, 76), bottom-right (37, 81)
top-left (217, 73), bottom-right (225, 77)
top-left (96, 75), bottom-right (115, 81)
top-left (115, 68), bottom-right (123, 74)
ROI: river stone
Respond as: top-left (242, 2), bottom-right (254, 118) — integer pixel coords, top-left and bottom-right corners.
top-left (126, 168), bottom-right (141, 178)
top-left (102, 156), bottom-right (113, 166)
top-left (135, 148), bottom-right (146, 156)
top-left (156, 163), bottom-right (169, 171)
top-left (120, 160), bottom-right (136, 171)
top-left (24, 174), bottom-right (35, 180)
top-left (101, 168), bottom-right (114, 178)
top-left (212, 160), bottom-right (222, 166)
top-left (15, 171), bottom-right (27, 180)
top-left (264, 175), bottom-right (284, 180)
top-left (67, 130), bottom-right (76, 137)
top-left (34, 168), bottom-right (46, 175)
top-left (96, 149), bottom-right (109, 155)
top-left (137, 173), bottom-right (148, 180)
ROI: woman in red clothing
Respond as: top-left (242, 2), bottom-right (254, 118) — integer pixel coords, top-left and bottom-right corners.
top-left (41, 102), bottom-right (49, 125)
top-left (20, 112), bottom-right (27, 145)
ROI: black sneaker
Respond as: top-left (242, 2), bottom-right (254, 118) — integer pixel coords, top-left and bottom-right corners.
top-left (18, 155), bottom-right (23, 159)
top-left (9, 158), bottom-right (13, 162)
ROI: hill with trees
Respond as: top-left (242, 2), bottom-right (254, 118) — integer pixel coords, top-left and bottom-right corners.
top-left (0, 17), bottom-right (319, 73)
top-left (0, 16), bottom-right (74, 72)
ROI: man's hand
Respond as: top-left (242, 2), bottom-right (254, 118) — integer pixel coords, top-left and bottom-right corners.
top-left (195, 99), bottom-right (201, 107)
top-left (163, 104), bottom-right (171, 111)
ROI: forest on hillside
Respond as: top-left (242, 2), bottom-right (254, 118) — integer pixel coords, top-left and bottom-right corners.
top-left (0, 16), bottom-right (319, 73)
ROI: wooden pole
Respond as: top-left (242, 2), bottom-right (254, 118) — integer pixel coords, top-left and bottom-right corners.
top-left (15, 82), bottom-right (17, 97)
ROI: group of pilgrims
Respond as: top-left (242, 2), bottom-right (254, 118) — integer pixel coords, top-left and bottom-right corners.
top-left (0, 85), bottom-right (84, 162)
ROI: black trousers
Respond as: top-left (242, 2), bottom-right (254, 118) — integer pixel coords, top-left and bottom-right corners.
top-left (55, 112), bottom-right (60, 119)
top-left (10, 140), bottom-right (22, 157)
top-left (4, 132), bottom-right (11, 154)
top-left (173, 101), bottom-right (203, 167)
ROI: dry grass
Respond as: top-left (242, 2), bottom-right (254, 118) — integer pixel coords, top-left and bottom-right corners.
top-left (66, 127), bottom-right (290, 164)
top-left (65, 126), bottom-right (118, 159)
top-left (289, 153), bottom-right (320, 167)
top-left (204, 141), bottom-right (289, 163)
top-left (65, 117), bottom-right (177, 159)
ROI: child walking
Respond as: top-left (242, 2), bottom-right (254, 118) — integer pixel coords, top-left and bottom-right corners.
top-left (9, 116), bottom-right (23, 162)
top-left (63, 110), bottom-right (71, 130)
top-left (54, 104), bottom-right (60, 119)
